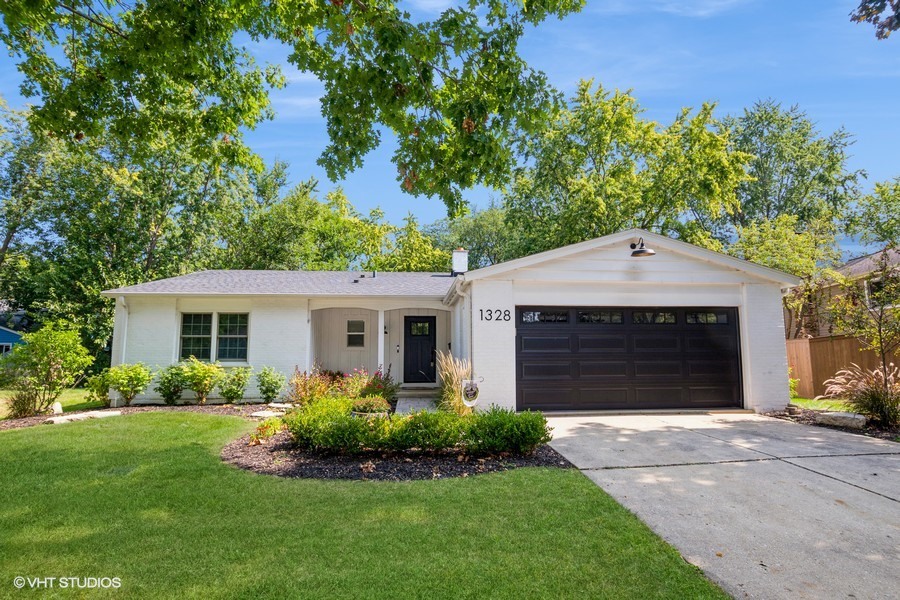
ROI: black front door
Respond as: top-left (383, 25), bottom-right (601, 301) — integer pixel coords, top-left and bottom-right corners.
top-left (404, 316), bottom-right (437, 383)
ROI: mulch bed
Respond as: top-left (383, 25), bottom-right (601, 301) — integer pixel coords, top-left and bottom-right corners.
top-left (766, 407), bottom-right (900, 442)
top-left (221, 430), bottom-right (573, 481)
top-left (0, 404), bottom-right (267, 432)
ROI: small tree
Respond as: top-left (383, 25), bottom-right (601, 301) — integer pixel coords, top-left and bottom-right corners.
top-left (0, 322), bottom-right (93, 416)
top-left (829, 247), bottom-right (900, 387)
top-left (181, 357), bottom-right (223, 405)
top-left (256, 367), bottom-right (286, 403)
top-left (218, 367), bottom-right (253, 404)
top-left (107, 363), bottom-right (154, 407)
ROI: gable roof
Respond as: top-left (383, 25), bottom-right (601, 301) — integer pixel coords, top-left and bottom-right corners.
top-left (102, 270), bottom-right (455, 297)
top-left (457, 228), bottom-right (802, 286)
top-left (837, 247), bottom-right (900, 279)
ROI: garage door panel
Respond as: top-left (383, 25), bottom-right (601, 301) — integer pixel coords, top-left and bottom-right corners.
top-left (516, 306), bottom-right (742, 411)
top-left (688, 360), bottom-right (738, 377)
top-left (577, 388), bottom-right (629, 408)
top-left (577, 335), bottom-right (627, 352)
top-left (520, 361), bottom-right (573, 380)
top-left (634, 360), bottom-right (683, 377)
top-left (579, 361), bottom-right (628, 378)
top-left (520, 335), bottom-right (571, 353)
top-left (632, 335), bottom-right (681, 352)
top-left (687, 387), bottom-right (741, 406)
top-left (633, 387), bottom-right (688, 407)
top-left (685, 335), bottom-right (737, 352)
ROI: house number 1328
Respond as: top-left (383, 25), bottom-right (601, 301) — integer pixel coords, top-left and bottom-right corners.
top-left (479, 309), bottom-right (511, 321)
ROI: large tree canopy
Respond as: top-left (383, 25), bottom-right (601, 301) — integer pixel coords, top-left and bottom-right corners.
top-left (503, 80), bottom-right (748, 256)
top-left (717, 100), bottom-right (862, 240)
top-left (0, 0), bottom-right (583, 212)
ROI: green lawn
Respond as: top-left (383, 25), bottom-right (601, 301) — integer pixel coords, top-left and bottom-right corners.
top-left (790, 397), bottom-right (852, 412)
top-left (0, 388), bottom-right (101, 419)
top-left (0, 413), bottom-right (726, 599)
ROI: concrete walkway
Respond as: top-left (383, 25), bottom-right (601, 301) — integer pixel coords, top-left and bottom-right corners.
top-left (548, 413), bottom-right (900, 600)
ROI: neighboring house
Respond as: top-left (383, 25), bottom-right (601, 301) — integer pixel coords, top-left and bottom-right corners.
top-left (785, 247), bottom-right (900, 339)
top-left (785, 247), bottom-right (900, 398)
top-left (0, 325), bottom-right (24, 355)
top-left (102, 229), bottom-right (799, 413)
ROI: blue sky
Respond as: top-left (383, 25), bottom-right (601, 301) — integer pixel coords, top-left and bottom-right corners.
top-left (2, 1), bottom-right (898, 239)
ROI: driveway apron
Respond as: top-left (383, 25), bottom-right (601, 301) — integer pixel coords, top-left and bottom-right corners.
top-left (548, 413), bottom-right (900, 600)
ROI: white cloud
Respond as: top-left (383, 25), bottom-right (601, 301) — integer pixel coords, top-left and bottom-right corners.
top-left (270, 94), bottom-right (322, 119)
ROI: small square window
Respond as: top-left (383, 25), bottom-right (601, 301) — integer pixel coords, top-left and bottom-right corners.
top-left (521, 310), bottom-right (569, 324)
top-left (410, 322), bottom-right (430, 336)
top-left (633, 311), bottom-right (676, 324)
top-left (686, 312), bottom-right (728, 324)
top-left (578, 311), bottom-right (624, 324)
top-left (347, 320), bottom-right (365, 347)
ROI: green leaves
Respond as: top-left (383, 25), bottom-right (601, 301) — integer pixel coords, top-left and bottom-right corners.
top-left (503, 80), bottom-right (748, 256)
top-left (1, 0), bottom-right (584, 210)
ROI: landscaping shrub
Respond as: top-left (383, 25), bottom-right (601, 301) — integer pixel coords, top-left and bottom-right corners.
top-left (284, 396), bottom-right (384, 454)
top-left (464, 407), bottom-right (552, 455)
top-left (788, 367), bottom-right (799, 399)
top-left (436, 351), bottom-right (473, 416)
top-left (219, 367), bottom-right (253, 404)
top-left (339, 368), bottom-right (370, 399)
top-left (155, 364), bottom-right (187, 405)
top-left (85, 371), bottom-right (111, 408)
top-left (107, 363), bottom-right (153, 406)
top-left (181, 357), bottom-right (223, 405)
top-left (249, 417), bottom-right (283, 445)
top-left (0, 321), bottom-right (93, 415)
top-left (351, 396), bottom-right (390, 414)
top-left (820, 363), bottom-right (900, 426)
top-left (6, 384), bottom-right (42, 419)
top-left (285, 397), bottom-right (552, 456)
top-left (389, 411), bottom-right (464, 452)
top-left (360, 366), bottom-right (401, 403)
top-left (286, 367), bottom-right (333, 406)
top-left (256, 367), bottom-right (286, 403)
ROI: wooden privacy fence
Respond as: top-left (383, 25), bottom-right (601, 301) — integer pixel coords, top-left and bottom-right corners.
top-left (786, 336), bottom-right (898, 399)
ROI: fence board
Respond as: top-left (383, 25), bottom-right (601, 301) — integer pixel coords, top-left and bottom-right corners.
top-left (786, 336), bottom-right (898, 398)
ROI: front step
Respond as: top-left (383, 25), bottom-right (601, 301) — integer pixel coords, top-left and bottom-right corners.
top-left (396, 387), bottom-right (440, 399)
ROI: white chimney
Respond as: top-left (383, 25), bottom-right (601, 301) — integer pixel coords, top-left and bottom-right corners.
top-left (452, 247), bottom-right (469, 276)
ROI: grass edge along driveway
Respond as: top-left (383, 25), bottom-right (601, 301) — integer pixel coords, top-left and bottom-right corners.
top-left (0, 413), bottom-right (726, 599)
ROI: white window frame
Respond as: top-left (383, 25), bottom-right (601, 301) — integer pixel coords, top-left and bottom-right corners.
top-left (0, 343), bottom-right (11, 355)
top-left (179, 312), bottom-right (251, 363)
top-left (346, 319), bottom-right (366, 348)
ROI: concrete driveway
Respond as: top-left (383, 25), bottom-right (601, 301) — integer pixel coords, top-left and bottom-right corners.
top-left (548, 413), bottom-right (900, 600)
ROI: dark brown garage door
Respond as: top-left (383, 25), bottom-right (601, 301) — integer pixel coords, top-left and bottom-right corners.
top-left (516, 307), bottom-right (742, 411)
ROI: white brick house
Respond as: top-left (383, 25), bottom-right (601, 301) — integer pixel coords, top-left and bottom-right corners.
top-left (103, 229), bottom-right (799, 412)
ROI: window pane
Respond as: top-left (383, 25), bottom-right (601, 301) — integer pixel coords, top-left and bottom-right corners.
top-left (578, 311), bottom-right (624, 324)
top-left (181, 313), bottom-right (212, 360)
top-left (216, 313), bottom-right (248, 361)
top-left (217, 337), bottom-right (248, 361)
top-left (410, 322), bottom-right (430, 336)
top-left (218, 313), bottom-right (248, 336)
top-left (347, 320), bottom-right (365, 333)
top-left (633, 311), bottom-right (676, 324)
top-left (686, 311), bottom-right (727, 324)
top-left (347, 333), bottom-right (365, 347)
top-left (521, 310), bottom-right (568, 323)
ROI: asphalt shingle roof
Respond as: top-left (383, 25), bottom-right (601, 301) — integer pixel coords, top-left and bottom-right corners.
top-left (102, 270), bottom-right (456, 297)
top-left (837, 248), bottom-right (900, 279)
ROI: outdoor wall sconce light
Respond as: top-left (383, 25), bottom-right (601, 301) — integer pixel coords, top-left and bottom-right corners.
top-left (630, 237), bottom-right (656, 257)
